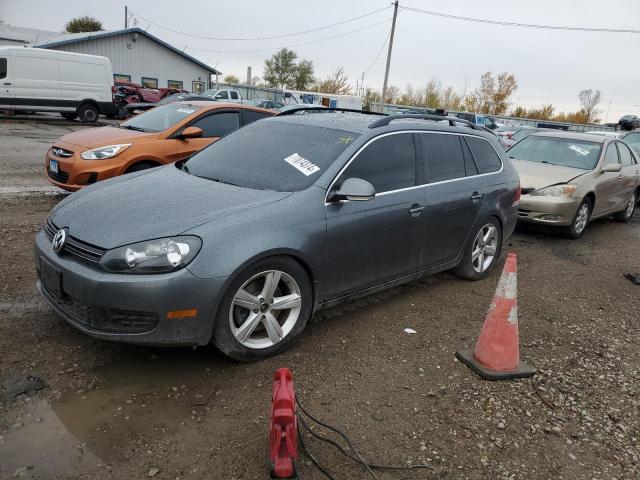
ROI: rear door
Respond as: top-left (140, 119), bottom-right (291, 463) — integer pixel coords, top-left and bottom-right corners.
top-left (173, 110), bottom-right (241, 161)
top-left (419, 132), bottom-right (487, 269)
top-left (595, 142), bottom-right (623, 214)
top-left (616, 141), bottom-right (639, 198)
top-left (0, 55), bottom-right (11, 111)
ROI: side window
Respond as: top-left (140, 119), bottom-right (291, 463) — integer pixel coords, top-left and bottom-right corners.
top-left (604, 143), bottom-right (619, 165)
top-left (216, 91), bottom-right (229, 100)
top-left (0, 58), bottom-right (6, 79)
top-left (465, 136), bottom-right (502, 173)
top-left (230, 91), bottom-right (239, 100)
top-left (190, 112), bottom-right (240, 138)
top-left (624, 133), bottom-right (640, 155)
top-left (243, 110), bottom-right (272, 125)
top-left (420, 133), bottom-right (466, 183)
top-left (617, 142), bottom-right (635, 166)
top-left (461, 137), bottom-right (479, 176)
top-left (341, 133), bottom-right (415, 193)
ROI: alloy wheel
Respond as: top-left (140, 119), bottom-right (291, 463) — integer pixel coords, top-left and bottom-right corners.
top-left (471, 224), bottom-right (499, 273)
top-left (574, 203), bottom-right (590, 234)
top-left (229, 270), bottom-right (302, 349)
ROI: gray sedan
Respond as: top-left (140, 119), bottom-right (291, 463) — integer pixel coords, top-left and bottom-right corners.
top-left (35, 112), bottom-right (520, 361)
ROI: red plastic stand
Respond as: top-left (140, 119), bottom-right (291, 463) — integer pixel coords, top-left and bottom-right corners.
top-left (270, 368), bottom-right (299, 479)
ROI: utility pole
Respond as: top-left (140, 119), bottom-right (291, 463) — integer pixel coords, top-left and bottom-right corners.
top-left (124, 6), bottom-right (128, 29)
top-left (605, 101), bottom-right (612, 123)
top-left (380, 0), bottom-right (399, 113)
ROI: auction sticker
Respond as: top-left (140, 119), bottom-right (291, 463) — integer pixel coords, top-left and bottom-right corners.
top-left (284, 153), bottom-right (320, 176)
top-left (176, 108), bottom-right (195, 114)
top-left (569, 144), bottom-right (589, 156)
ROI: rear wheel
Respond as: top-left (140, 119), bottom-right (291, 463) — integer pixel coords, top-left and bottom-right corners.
top-left (78, 103), bottom-right (99, 123)
top-left (453, 218), bottom-right (502, 280)
top-left (613, 191), bottom-right (637, 222)
top-left (61, 112), bottom-right (78, 121)
top-left (565, 198), bottom-right (591, 239)
top-left (212, 256), bottom-right (312, 361)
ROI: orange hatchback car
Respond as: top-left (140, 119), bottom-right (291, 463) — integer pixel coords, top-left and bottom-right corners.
top-left (46, 102), bottom-right (274, 191)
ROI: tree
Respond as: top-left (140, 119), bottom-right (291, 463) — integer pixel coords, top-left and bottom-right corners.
top-left (511, 106), bottom-right (527, 118)
top-left (363, 88), bottom-right (381, 111)
top-left (293, 59), bottom-right (315, 90)
top-left (264, 48), bottom-right (298, 89)
top-left (223, 74), bottom-right (239, 84)
top-left (491, 72), bottom-right (518, 115)
top-left (384, 85), bottom-right (400, 104)
top-left (422, 79), bottom-right (441, 108)
top-left (65, 16), bottom-right (103, 33)
top-left (317, 67), bottom-right (351, 95)
top-left (578, 89), bottom-right (601, 123)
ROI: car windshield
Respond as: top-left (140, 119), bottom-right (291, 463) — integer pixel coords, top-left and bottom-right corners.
top-left (120, 103), bottom-right (202, 132)
top-left (511, 127), bottom-right (534, 142)
top-left (185, 120), bottom-right (359, 191)
top-left (508, 136), bottom-right (602, 170)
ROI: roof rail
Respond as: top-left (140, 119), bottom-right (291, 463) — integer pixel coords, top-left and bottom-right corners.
top-left (276, 106), bottom-right (387, 117)
top-left (368, 114), bottom-right (483, 130)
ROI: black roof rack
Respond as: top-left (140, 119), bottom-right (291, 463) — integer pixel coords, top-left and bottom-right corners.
top-left (276, 106), bottom-right (387, 117)
top-left (368, 114), bottom-right (484, 130)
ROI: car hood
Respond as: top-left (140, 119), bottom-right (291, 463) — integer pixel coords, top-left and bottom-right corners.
top-left (510, 159), bottom-right (589, 190)
top-left (49, 165), bottom-right (292, 249)
top-left (58, 126), bottom-right (158, 149)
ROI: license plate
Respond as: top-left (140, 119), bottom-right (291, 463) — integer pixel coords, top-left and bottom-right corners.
top-left (50, 159), bottom-right (59, 174)
top-left (39, 257), bottom-right (62, 298)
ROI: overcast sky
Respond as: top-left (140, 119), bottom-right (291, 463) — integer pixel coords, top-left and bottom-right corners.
top-left (1, 0), bottom-right (638, 121)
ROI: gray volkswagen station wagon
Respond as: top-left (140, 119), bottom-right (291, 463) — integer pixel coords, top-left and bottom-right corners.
top-left (35, 110), bottom-right (520, 361)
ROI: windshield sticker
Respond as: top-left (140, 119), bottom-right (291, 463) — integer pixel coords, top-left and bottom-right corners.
top-left (337, 136), bottom-right (355, 145)
top-left (176, 108), bottom-right (195, 114)
top-left (569, 144), bottom-right (589, 156)
top-left (284, 153), bottom-right (320, 176)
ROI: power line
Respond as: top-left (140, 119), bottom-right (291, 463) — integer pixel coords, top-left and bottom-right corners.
top-left (129, 6), bottom-right (390, 41)
top-left (400, 5), bottom-right (640, 34)
top-left (363, 29), bottom-right (390, 77)
top-left (182, 19), bottom-right (392, 54)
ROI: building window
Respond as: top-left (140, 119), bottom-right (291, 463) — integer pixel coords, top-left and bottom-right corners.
top-left (192, 81), bottom-right (205, 94)
top-left (168, 80), bottom-right (183, 91)
top-left (141, 77), bottom-right (158, 89)
top-left (113, 73), bottom-right (131, 83)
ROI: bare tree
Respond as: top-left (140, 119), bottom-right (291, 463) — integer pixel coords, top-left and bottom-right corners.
top-left (491, 72), bottom-right (518, 115)
top-left (317, 67), bottom-right (351, 95)
top-left (578, 89), bottom-right (601, 123)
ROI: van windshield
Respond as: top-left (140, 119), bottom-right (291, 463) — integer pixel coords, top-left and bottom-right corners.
top-left (120, 104), bottom-right (202, 132)
top-left (508, 136), bottom-right (602, 170)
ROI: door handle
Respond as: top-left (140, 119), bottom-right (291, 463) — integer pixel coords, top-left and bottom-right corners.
top-left (471, 192), bottom-right (484, 202)
top-left (2, 82), bottom-right (10, 85)
top-left (409, 204), bottom-right (425, 217)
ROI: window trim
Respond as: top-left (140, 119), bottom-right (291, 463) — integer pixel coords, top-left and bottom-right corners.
top-left (178, 109), bottom-right (240, 138)
top-left (192, 80), bottom-right (205, 94)
top-left (167, 80), bottom-right (183, 90)
top-left (113, 73), bottom-right (131, 83)
top-left (324, 130), bottom-right (504, 205)
top-left (141, 76), bottom-right (158, 89)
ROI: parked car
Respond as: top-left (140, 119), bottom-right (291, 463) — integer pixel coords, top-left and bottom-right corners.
top-left (622, 130), bottom-right (640, 154)
top-left (45, 101), bottom-right (274, 191)
top-left (242, 99), bottom-right (285, 110)
top-left (202, 88), bottom-right (243, 103)
top-left (35, 111), bottom-right (520, 360)
top-left (0, 46), bottom-right (113, 122)
top-left (511, 132), bottom-right (640, 238)
top-left (618, 115), bottom-right (640, 131)
top-left (501, 126), bottom-right (555, 149)
top-left (112, 83), bottom-right (187, 119)
top-left (124, 93), bottom-right (213, 116)
top-left (454, 112), bottom-right (499, 130)
top-left (583, 130), bottom-right (624, 139)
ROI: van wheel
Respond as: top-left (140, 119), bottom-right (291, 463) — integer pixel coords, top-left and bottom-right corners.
top-left (61, 112), bottom-right (78, 121)
top-left (453, 217), bottom-right (503, 280)
top-left (78, 104), bottom-right (99, 123)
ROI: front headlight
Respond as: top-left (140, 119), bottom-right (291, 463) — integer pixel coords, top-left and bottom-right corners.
top-left (99, 236), bottom-right (202, 274)
top-left (81, 144), bottom-right (131, 160)
top-left (530, 184), bottom-right (577, 197)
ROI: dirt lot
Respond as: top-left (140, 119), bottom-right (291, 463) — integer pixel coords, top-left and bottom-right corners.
top-left (0, 121), bottom-right (639, 480)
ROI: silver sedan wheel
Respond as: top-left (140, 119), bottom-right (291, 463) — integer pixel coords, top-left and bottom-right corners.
top-left (471, 224), bottom-right (498, 273)
top-left (229, 270), bottom-right (302, 349)
top-left (625, 192), bottom-right (636, 219)
top-left (574, 203), bottom-right (590, 234)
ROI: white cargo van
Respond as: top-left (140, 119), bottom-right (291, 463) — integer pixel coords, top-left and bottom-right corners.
top-left (0, 47), bottom-right (114, 122)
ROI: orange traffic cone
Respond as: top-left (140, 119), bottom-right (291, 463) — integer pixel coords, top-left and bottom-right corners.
top-left (456, 252), bottom-right (536, 380)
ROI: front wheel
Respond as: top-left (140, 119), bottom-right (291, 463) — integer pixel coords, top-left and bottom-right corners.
top-left (453, 218), bottom-right (503, 280)
top-left (78, 103), bottom-right (99, 123)
top-left (613, 191), bottom-right (637, 223)
top-left (565, 198), bottom-right (591, 239)
top-left (211, 256), bottom-right (312, 361)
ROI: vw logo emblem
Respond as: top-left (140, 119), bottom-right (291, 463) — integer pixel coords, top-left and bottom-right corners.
top-left (52, 228), bottom-right (67, 253)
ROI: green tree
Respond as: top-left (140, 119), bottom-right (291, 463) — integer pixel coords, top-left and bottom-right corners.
top-left (223, 75), bottom-right (240, 84)
top-left (264, 49), bottom-right (314, 90)
top-left (65, 16), bottom-right (103, 33)
top-left (293, 59), bottom-right (315, 90)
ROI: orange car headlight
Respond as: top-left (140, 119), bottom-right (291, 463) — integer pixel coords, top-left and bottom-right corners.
top-left (81, 144), bottom-right (131, 160)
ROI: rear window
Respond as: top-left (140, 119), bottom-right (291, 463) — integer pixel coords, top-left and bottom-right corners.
top-left (465, 136), bottom-right (502, 173)
top-left (120, 103), bottom-right (202, 132)
top-left (185, 120), bottom-right (359, 192)
top-left (508, 136), bottom-right (602, 170)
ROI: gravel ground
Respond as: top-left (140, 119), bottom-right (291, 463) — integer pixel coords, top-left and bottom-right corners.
top-left (0, 122), bottom-right (639, 480)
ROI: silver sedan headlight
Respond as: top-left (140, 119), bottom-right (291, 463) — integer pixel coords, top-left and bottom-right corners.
top-left (99, 236), bottom-right (202, 274)
top-left (81, 144), bottom-right (131, 160)
top-left (530, 184), bottom-right (577, 197)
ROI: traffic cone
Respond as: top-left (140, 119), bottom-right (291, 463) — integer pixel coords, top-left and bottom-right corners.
top-left (456, 252), bottom-right (536, 380)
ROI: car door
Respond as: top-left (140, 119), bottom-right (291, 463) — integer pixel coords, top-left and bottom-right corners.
top-left (616, 141), bottom-right (639, 198)
top-left (0, 56), bottom-right (11, 112)
top-left (419, 133), bottom-right (487, 269)
top-left (173, 110), bottom-right (241, 161)
top-left (324, 132), bottom-right (426, 299)
top-left (594, 142), bottom-right (623, 215)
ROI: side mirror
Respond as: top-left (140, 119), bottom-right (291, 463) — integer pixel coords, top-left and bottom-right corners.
top-left (179, 126), bottom-right (203, 139)
top-left (329, 178), bottom-right (375, 202)
top-left (601, 163), bottom-right (622, 173)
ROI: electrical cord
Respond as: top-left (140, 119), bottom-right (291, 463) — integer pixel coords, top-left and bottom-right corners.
top-left (297, 420), bottom-right (338, 480)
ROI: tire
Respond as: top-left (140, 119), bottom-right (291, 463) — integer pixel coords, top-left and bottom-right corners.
top-left (565, 197), bottom-right (592, 239)
top-left (77, 103), bottom-right (99, 123)
top-left (453, 217), bottom-right (503, 280)
top-left (211, 256), bottom-right (312, 361)
top-left (613, 191), bottom-right (637, 223)
top-left (116, 106), bottom-right (129, 120)
top-left (61, 112), bottom-right (78, 121)
top-left (125, 161), bottom-right (158, 173)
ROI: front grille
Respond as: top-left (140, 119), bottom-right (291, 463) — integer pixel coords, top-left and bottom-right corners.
top-left (48, 167), bottom-right (69, 184)
top-left (52, 147), bottom-right (74, 158)
top-left (44, 219), bottom-right (106, 264)
top-left (40, 283), bottom-right (159, 334)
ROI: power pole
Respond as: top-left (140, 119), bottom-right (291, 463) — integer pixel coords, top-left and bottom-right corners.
top-left (125, 6), bottom-right (128, 29)
top-left (380, 0), bottom-right (399, 113)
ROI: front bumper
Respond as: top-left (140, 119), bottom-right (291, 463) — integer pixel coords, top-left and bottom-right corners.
top-left (34, 230), bottom-right (228, 346)
top-left (517, 194), bottom-right (580, 226)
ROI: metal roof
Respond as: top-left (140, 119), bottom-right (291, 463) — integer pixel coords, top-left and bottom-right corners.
top-left (0, 23), bottom-right (59, 44)
top-left (33, 27), bottom-right (220, 75)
